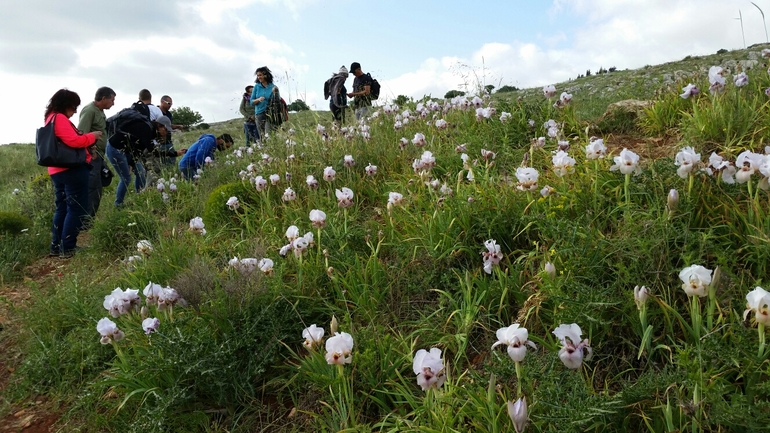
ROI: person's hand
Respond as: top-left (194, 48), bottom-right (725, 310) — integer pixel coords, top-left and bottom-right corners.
top-left (92, 131), bottom-right (103, 140)
top-left (347, 93), bottom-right (354, 98)
top-left (177, 149), bottom-right (187, 156)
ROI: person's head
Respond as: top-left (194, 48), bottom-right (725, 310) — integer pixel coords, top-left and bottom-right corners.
top-left (138, 88), bottom-right (152, 103)
top-left (159, 95), bottom-right (173, 113)
top-left (245, 85), bottom-right (254, 94)
top-left (154, 116), bottom-right (173, 141)
top-left (216, 133), bottom-right (234, 150)
top-left (254, 66), bottom-right (273, 84)
top-left (350, 62), bottom-right (362, 77)
top-left (94, 87), bottom-right (116, 110)
top-left (338, 65), bottom-right (349, 78)
top-left (45, 89), bottom-right (81, 119)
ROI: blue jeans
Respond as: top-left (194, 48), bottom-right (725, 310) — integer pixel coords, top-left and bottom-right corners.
top-left (244, 122), bottom-right (259, 145)
top-left (106, 142), bottom-right (146, 206)
top-left (50, 165), bottom-right (90, 254)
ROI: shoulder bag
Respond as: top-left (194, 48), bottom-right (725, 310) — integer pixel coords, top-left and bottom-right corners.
top-left (35, 115), bottom-right (88, 168)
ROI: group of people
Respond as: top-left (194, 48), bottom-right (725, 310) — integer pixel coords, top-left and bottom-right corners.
top-left (325, 62), bottom-right (374, 123)
top-left (42, 61), bottom-right (374, 258)
top-left (42, 88), bottom-right (232, 258)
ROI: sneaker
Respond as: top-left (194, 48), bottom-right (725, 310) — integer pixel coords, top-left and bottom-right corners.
top-left (60, 246), bottom-right (87, 259)
top-left (48, 251), bottom-right (60, 258)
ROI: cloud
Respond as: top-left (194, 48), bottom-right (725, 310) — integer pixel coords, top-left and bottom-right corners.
top-left (383, 0), bottom-right (768, 102)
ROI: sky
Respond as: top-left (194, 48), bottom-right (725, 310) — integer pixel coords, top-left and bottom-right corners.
top-left (1, 0), bottom-right (769, 145)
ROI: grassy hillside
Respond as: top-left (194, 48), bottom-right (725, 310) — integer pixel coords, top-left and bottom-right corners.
top-left (2, 44), bottom-right (770, 432)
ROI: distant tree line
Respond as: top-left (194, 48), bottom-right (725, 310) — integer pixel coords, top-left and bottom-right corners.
top-left (576, 66), bottom-right (617, 79)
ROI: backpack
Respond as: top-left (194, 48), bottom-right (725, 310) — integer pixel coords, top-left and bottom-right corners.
top-left (325, 74), bottom-right (348, 108)
top-left (106, 106), bottom-right (154, 151)
top-left (267, 95), bottom-right (289, 125)
top-left (367, 73), bottom-right (381, 100)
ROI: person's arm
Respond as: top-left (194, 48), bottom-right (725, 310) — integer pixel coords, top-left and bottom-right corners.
top-left (77, 107), bottom-right (95, 134)
top-left (349, 85), bottom-right (370, 98)
top-left (239, 98), bottom-right (250, 117)
top-left (250, 86), bottom-right (259, 105)
top-left (54, 113), bottom-right (97, 148)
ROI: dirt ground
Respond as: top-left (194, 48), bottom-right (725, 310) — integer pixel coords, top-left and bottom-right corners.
top-left (0, 255), bottom-right (74, 432)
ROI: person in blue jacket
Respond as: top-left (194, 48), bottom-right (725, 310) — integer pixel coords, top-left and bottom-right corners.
top-left (178, 133), bottom-right (233, 179)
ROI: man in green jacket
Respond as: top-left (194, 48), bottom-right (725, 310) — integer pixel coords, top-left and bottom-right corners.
top-left (239, 85), bottom-right (259, 145)
top-left (78, 86), bottom-right (115, 219)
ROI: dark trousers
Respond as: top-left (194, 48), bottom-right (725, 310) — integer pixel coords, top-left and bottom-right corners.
top-left (50, 165), bottom-right (90, 254)
top-left (88, 154), bottom-right (104, 218)
top-left (244, 122), bottom-right (259, 145)
top-left (331, 102), bottom-right (346, 123)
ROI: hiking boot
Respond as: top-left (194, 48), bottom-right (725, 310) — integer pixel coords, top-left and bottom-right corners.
top-left (60, 246), bottom-right (87, 259)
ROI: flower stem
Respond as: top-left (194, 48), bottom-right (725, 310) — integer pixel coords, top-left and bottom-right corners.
top-left (624, 172), bottom-right (631, 217)
top-left (759, 323), bottom-right (766, 359)
top-left (690, 296), bottom-right (702, 343)
top-left (514, 361), bottom-right (522, 397)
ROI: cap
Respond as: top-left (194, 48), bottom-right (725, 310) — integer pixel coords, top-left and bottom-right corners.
top-left (155, 115), bottom-right (173, 132)
top-left (350, 62), bottom-right (361, 73)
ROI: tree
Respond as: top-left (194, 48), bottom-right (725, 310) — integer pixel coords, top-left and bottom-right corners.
top-left (444, 90), bottom-right (465, 98)
top-left (496, 85), bottom-right (519, 93)
top-left (484, 84), bottom-right (495, 94)
top-left (394, 95), bottom-right (410, 106)
top-left (287, 99), bottom-right (310, 111)
top-left (170, 106), bottom-right (203, 129)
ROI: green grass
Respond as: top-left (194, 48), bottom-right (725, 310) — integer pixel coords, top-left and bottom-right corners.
top-left (3, 46), bottom-right (770, 432)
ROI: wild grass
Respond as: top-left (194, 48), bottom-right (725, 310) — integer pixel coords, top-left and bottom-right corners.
top-left (3, 46), bottom-right (770, 432)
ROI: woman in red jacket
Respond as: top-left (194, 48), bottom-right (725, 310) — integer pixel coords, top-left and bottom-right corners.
top-left (44, 89), bottom-right (102, 258)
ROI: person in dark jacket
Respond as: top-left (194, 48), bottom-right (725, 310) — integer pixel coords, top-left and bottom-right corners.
top-left (325, 66), bottom-right (349, 123)
top-left (239, 85), bottom-right (259, 145)
top-left (105, 109), bottom-right (163, 206)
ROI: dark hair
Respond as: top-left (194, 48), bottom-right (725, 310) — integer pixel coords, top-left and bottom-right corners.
top-left (138, 89), bottom-right (152, 101)
top-left (160, 95), bottom-right (171, 103)
top-left (216, 133), bottom-right (234, 150)
top-left (245, 85), bottom-right (254, 92)
top-left (254, 66), bottom-right (273, 84)
top-left (95, 87), bottom-right (116, 102)
top-left (44, 89), bottom-right (81, 120)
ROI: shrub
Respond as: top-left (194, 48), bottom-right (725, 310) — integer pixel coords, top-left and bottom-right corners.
top-left (89, 206), bottom-right (159, 256)
top-left (0, 211), bottom-right (32, 234)
top-left (444, 90), bottom-right (466, 98)
top-left (202, 181), bottom-right (255, 227)
top-left (496, 85), bottom-right (519, 93)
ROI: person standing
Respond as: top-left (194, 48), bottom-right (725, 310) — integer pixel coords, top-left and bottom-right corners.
top-left (250, 66), bottom-right (281, 138)
top-left (137, 88), bottom-right (163, 120)
top-left (78, 86), bottom-right (115, 219)
top-left (348, 62), bottom-right (373, 121)
top-left (105, 111), bottom-right (162, 206)
top-left (157, 95), bottom-right (185, 166)
top-left (239, 85), bottom-right (259, 145)
top-left (325, 66), bottom-right (349, 123)
top-left (43, 89), bottom-right (101, 257)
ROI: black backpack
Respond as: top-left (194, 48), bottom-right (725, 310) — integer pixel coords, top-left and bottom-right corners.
top-left (106, 106), bottom-right (154, 152)
top-left (367, 73), bottom-right (381, 100)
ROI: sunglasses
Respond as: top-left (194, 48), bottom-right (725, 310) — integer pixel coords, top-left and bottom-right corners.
top-left (162, 100), bottom-right (172, 105)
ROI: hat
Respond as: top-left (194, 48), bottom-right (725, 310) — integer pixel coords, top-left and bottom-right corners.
top-left (155, 115), bottom-right (173, 132)
top-left (350, 62), bottom-right (361, 73)
top-left (338, 65), bottom-right (349, 76)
